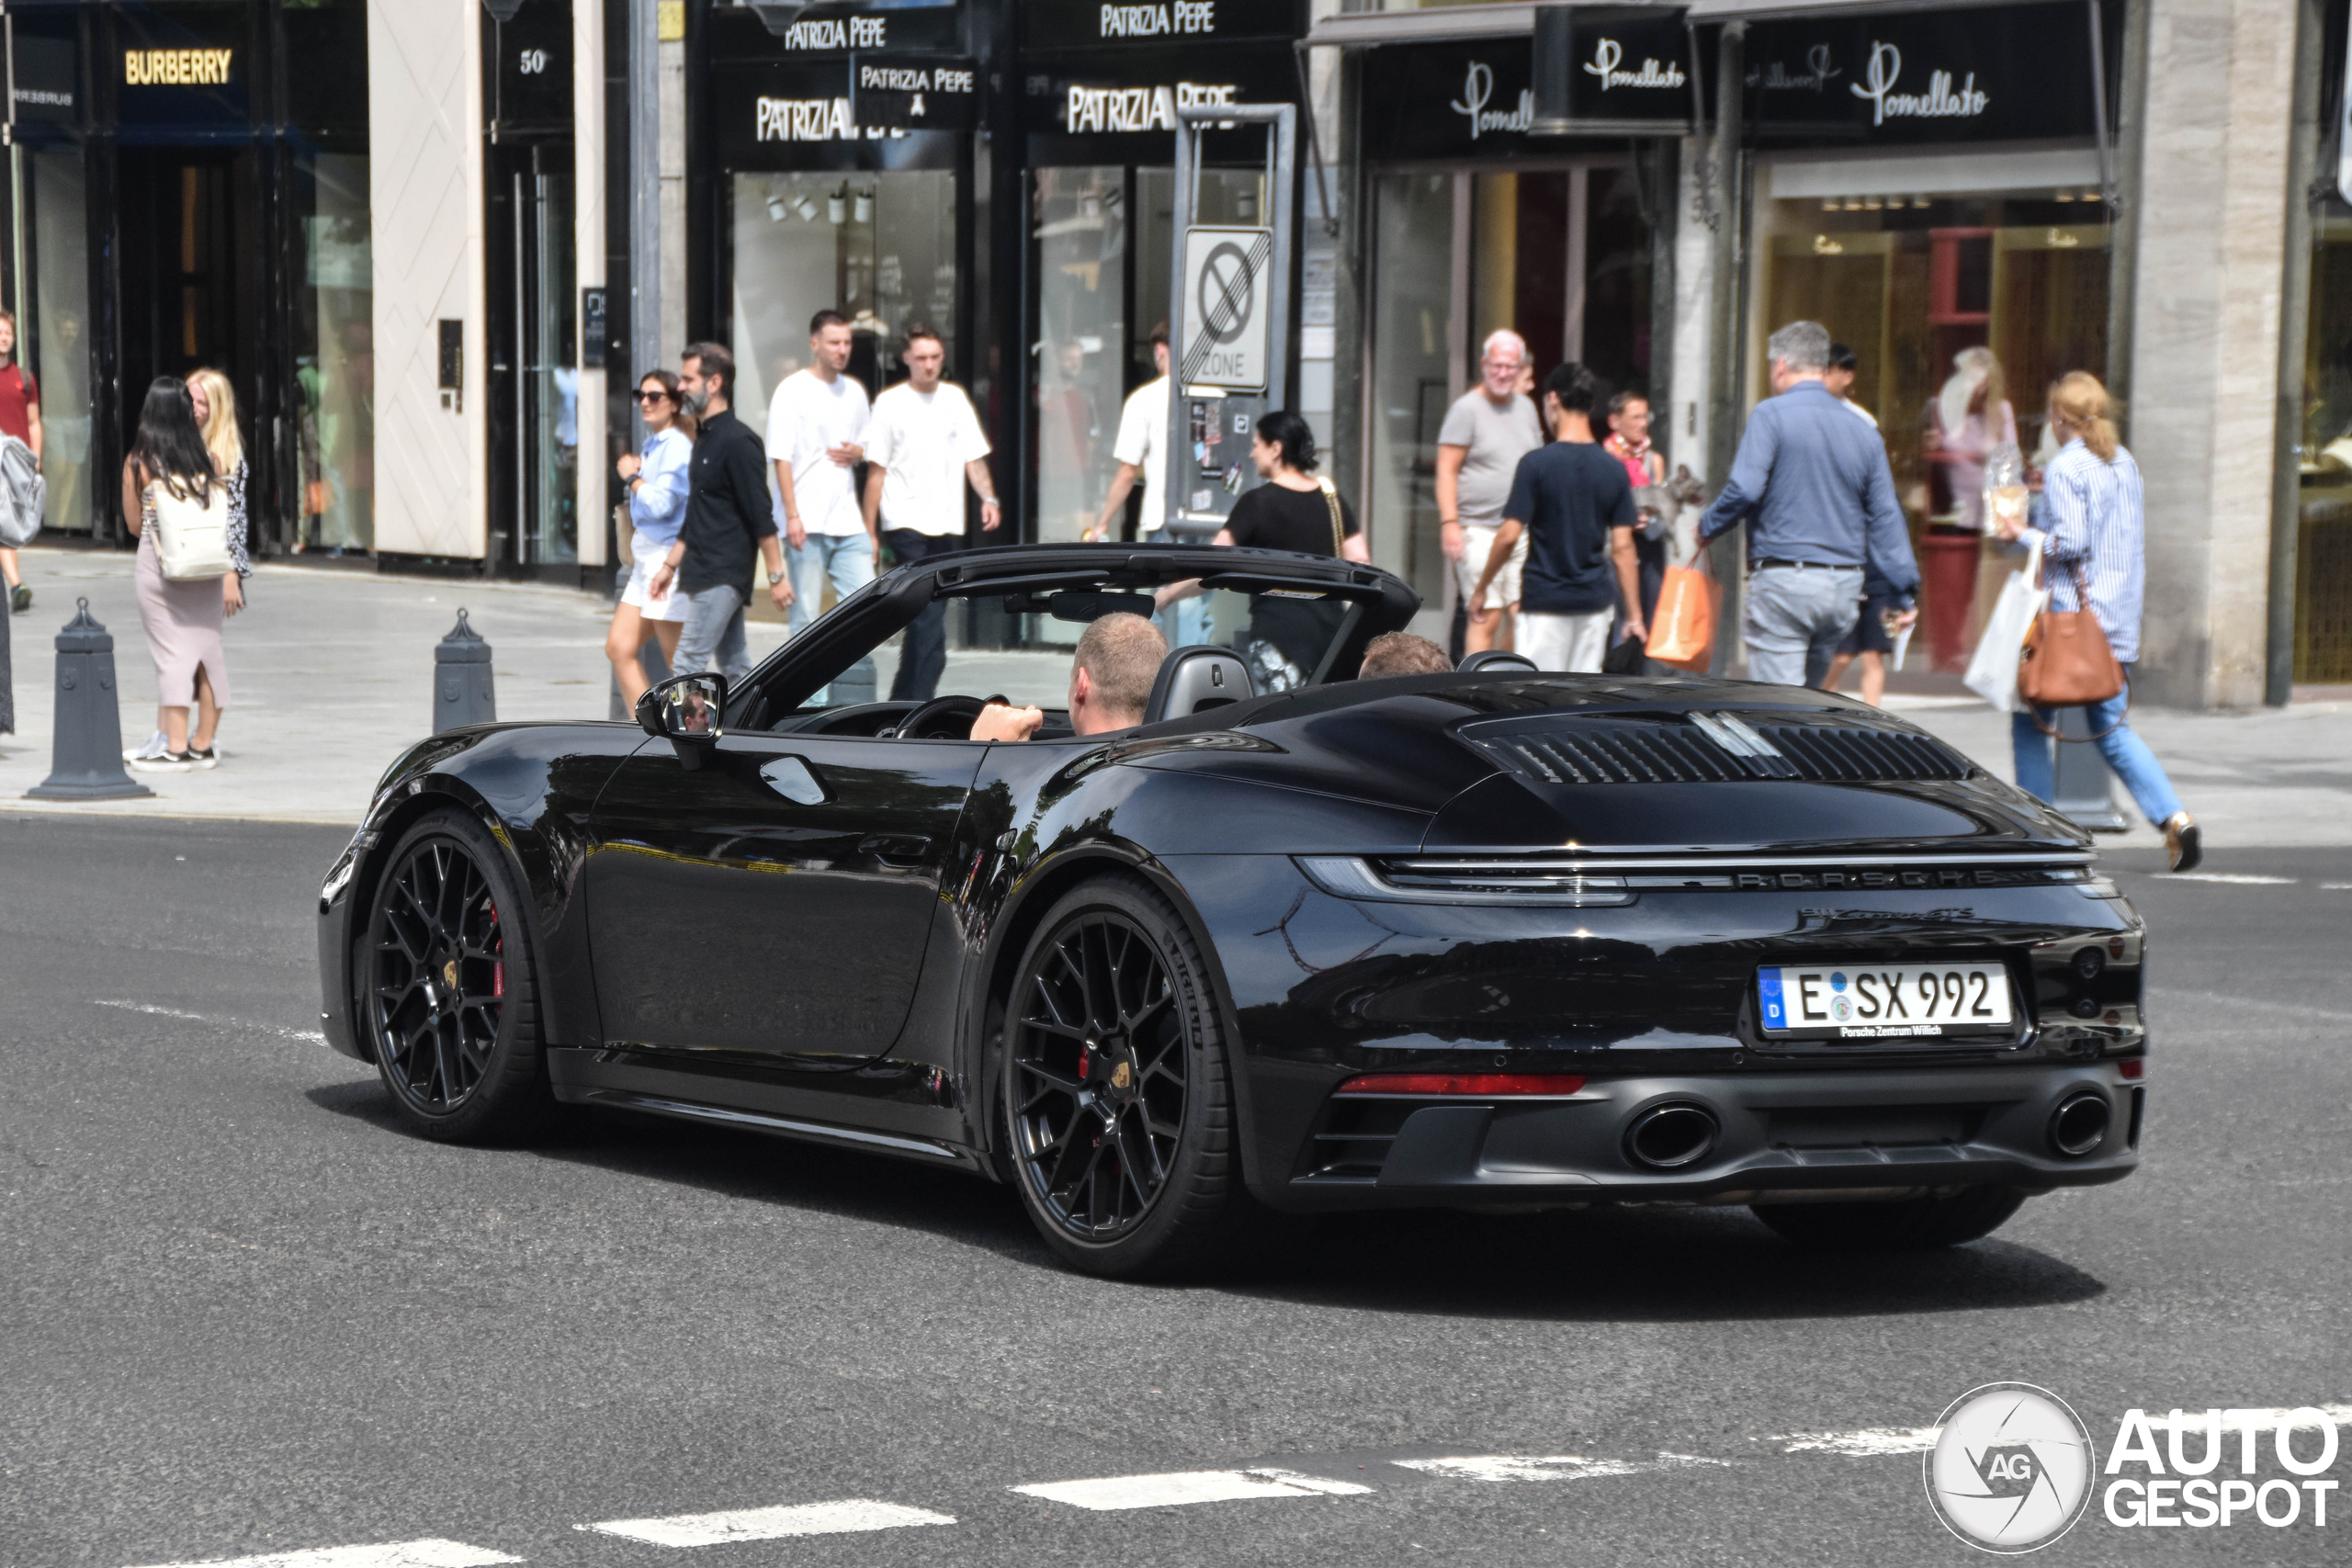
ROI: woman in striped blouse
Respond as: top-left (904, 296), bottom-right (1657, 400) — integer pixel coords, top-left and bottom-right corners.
top-left (1996, 372), bottom-right (2201, 873)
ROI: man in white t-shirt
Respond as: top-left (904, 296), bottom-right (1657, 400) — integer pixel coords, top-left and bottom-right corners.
top-left (1088, 324), bottom-right (1170, 542)
top-left (1437, 329), bottom-right (1544, 656)
top-left (861, 322), bottom-right (1001, 700)
top-left (767, 309), bottom-right (873, 636)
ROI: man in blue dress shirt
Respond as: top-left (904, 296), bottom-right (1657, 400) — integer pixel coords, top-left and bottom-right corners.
top-left (1698, 321), bottom-right (1921, 686)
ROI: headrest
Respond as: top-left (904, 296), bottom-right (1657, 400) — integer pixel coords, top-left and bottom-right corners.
top-left (1460, 649), bottom-right (1540, 673)
top-left (1143, 644), bottom-right (1253, 726)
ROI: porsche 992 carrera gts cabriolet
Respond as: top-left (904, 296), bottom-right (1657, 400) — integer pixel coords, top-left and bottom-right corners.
top-left (317, 544), bottom-right (2145, 1276)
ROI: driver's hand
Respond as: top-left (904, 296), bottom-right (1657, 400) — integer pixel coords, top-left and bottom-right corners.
top-left (968, 702), bottom-right (1045, 742)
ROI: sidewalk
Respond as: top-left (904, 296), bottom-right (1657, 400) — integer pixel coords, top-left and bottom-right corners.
top-left (1, 543), bottom-right (2344, 842)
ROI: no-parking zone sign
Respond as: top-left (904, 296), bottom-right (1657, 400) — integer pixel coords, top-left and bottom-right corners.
top-left (1179, 225), bottom-right (1272, 390)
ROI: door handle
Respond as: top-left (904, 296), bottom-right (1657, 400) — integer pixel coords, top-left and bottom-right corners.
top-left (860, 835), bottom-right (932, 866)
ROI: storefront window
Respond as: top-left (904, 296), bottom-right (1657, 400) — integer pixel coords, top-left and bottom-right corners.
top-left (25, 149), bottom-right (93, 535)
top-left (731, 169), bottom-right (958, 423)
top-left (2297, 213), bottom-right (2352, 682)
top-left (1368, 171), bottom-right (1455, 611)
top-left (1032, 165), bottom-right (1125, 549)
top-left (293, 151), bottom-right (372, 552)
top-left (1755, 178), bottom-right (2109, 670)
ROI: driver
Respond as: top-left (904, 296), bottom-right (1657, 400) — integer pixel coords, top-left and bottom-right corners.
top-left (969, 613), bottom-right (1168, 741)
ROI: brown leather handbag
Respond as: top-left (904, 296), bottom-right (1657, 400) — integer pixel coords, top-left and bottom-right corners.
top-left (2017, 557), bottom-right (2124, 735)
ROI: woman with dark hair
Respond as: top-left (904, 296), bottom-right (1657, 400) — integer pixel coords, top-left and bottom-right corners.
top-left (122, 376), bottom-right (235, 772)
top-left (606, 368), bottom-right (694, 707)
top-left (1157, 411), bottom-right (1368, 687)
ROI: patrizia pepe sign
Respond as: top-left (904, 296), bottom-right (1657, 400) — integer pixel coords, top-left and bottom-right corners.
top-left (1747, 1), bottom-right (2104, 144)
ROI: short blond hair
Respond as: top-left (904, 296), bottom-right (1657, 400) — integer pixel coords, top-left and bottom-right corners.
top-left (1360, 631), bottom-right (1452, 678)
top-left (187, 367), bottom-right (244, 473)
top-left (1075, 612), bottom-right (1168, 722)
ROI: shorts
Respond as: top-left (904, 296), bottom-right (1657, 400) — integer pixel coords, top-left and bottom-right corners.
top-left (620, 531), bottom-right (689, 623)
top-left (1836, 593), bottom-right (1900, 657)
top-left (1454, 521), bottom-right (1527, 611)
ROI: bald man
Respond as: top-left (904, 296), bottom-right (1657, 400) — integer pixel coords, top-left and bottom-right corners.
top-left (970, 611), bottom-right (1169, 740)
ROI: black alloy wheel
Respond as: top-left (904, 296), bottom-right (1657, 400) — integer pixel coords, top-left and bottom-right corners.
top-left (363, 811), bottom-right (551, 1141)
top-left (1003, 876), bottom-right (1245, 1276)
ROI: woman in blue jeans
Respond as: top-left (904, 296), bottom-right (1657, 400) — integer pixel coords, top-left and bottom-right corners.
top-left (1996, 372), bottom-right (2201, 872)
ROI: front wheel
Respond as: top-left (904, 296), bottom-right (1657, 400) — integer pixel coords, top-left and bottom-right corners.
top-left (1751, 1185), bottom-right (2028, 1251)
top-left (1001, 875), bottom-right (1248, 1277)
top-left (361, 809), bottom-right (554, 1142)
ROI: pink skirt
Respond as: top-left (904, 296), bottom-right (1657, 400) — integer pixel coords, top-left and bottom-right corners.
top-left (134, 528), bottom-right (232, 708)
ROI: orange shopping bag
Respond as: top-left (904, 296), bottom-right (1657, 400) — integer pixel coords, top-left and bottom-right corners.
top-left (1645, 551), bottom-right (1721, 671)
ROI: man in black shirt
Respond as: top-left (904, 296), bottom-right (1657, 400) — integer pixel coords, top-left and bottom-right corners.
top-left (1473, 363), bottom-right (1639, 672)
top-left (650, 342), bottom-right (792, 682)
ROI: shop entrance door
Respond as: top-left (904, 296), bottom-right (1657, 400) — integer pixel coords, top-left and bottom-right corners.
top-left (487, 143), bottom-right (577, 572)
top-left (116, 149), bottom-right (262, 483)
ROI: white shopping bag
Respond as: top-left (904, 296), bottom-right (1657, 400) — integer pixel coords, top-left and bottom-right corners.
top-left (1962, 536), bottom-right (2047, 712)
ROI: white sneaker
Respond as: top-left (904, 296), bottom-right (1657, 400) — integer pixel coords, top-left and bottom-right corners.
top-left (123, 730), bottom-right (169, 763)
top-left (129, 750), bottom-right (194, 773)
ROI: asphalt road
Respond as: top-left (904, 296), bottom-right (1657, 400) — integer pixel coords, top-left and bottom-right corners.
top-left (3, 815), bottom-right (2346, 1568)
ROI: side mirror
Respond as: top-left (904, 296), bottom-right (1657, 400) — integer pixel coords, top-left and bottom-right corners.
top-left (636, 672), bottom-right (727, 768)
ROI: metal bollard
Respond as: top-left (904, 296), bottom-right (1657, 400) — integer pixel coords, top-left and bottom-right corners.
top-left (27, 598), bottom-right (153, 800)
top-left (2051, 705), bottom-right (2126, 830)
top-left (607, 638), bottom-right (673, 720)
top-left (434, 609), bottom-right (497, 732)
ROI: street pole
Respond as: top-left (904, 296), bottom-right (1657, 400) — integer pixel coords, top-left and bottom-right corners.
top-left (629, 0), bottom-right (662, 418)
top-left (1704, 21), bottom-right (1745, 675)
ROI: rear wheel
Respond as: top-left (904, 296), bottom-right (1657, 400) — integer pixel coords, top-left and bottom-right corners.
top-left (1751, 1186), bottom-right (2027, 1251)
top-left (1001, 875), bottom-right (1247, 1277)
top-left (362, 810), bottom-right (553, 1142)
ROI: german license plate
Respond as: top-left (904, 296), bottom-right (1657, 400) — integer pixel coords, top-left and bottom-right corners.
top-left (1758, 962), bottom-right (2012, 1040)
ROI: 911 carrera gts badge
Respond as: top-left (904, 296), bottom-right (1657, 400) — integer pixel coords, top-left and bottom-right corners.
top-left (1111, 1062), bottom-right (1132, 1089)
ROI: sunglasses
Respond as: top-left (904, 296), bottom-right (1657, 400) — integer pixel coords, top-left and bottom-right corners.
top-left (636, 389), bottom-right (673, 404)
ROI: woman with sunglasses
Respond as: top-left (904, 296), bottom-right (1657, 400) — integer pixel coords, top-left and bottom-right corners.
top-left (607, 369), bottom-right (695, 706)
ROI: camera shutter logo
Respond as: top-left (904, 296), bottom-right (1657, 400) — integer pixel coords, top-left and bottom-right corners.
top-left (1925, 1383), bottom-right (2097, 1552)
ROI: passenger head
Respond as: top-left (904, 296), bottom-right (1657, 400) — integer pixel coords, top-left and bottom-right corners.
top-left (1359, 632), bottom-right (1453, 679)
top-left (1069, 612), bottom-right (1168, 734)
top-left (1766, 320), bottom-right (1831, 389)
top-left (1250, 410), bottom-right (1318, 478)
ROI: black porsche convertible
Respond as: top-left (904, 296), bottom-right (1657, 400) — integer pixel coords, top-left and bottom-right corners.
top-left (316, 543), bottom-right (2145, 1276)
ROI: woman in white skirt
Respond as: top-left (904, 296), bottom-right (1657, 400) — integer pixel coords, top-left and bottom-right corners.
top-left (605, 369), bottom-right (695, 708)
top-left (123, 375), bottom-right (243, 772)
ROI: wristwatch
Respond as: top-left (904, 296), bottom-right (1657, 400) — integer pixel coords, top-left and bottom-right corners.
top-left (767, 570), bottom-right (787, 586)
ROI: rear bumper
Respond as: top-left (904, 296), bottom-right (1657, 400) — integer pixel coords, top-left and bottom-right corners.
top-left (1265, 1061), bottom-right (2143, 1213)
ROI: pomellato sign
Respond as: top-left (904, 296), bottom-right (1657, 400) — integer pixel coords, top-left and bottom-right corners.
top-left (1747, 2), bottom-right (2107, 144)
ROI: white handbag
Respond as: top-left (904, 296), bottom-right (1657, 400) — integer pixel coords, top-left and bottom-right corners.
top-left (149, 477), bottom-right (234, 581)
top-left (1962, 536), bottom-right (2049, 713)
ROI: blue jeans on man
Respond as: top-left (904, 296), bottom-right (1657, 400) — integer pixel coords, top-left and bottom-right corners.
top-left (787, 530), bottom-right (876, 636)
top-left (673, 583), bottom-right (750, 683)
top-left (883, 529), bottom-right (961, 700)
top-left (2009, 668), bottom-right (2184, 826)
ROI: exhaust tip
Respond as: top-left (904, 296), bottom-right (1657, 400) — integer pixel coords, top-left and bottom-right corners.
top-left (2050, 1092), bottom-right (2111, 1158)
top-left (1625, 1103), bottom-right (1720, 1169)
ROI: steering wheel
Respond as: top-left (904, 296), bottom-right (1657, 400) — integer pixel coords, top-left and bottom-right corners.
top-left (891, 694), bottom-right (989, 740)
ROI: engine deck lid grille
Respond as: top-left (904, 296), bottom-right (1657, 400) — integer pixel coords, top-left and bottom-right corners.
top-left (1464, 712), bottom-right (1973, 786)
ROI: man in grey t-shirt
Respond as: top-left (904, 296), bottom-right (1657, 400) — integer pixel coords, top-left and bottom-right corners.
top-left (1437, 330), bottom-right (1545, 655)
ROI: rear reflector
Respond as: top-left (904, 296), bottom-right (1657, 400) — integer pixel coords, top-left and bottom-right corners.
top-left (2118, 1058), bottom-right (2143, 1079)
top-left (1335, 1072), bottom-right (1589, 1097)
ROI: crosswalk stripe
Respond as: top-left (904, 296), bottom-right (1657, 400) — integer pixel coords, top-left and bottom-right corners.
top-left (1393, 1453), bottom-right (1731, 1483)
top-left (578, 1501), bottom-right (956, 1547)
top-left (1012, 1468), bottom-right (1371, 1511)
top-left (129, 1541), bottom-right (519, 1568)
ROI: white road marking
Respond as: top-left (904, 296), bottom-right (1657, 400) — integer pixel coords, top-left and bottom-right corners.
top-left (93, 998), bottom-right (327, 1043)
top-left (2143, 1404), bottom-right (2352, 1431)
top-left (2323, 882), bottom-right (2352, 891)
top-left (130, 1541), bottom-right (518, 1568)
top-left (579, 1500), bottom-right (955, 1546)
top-left (1392, 1453), bottom-right (1729, 1483)
top-left (1776, 1427), bottom-right (1942, 1456)
top-left (1012, 1470), bottom-right (1364, 1511)
top-left (2164, 873), bottom-right (2298, 886)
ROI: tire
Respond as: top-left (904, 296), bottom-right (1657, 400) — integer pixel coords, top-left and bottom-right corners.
top-left (1751, 1185), bottom-right (2028, 1251)
top-left (1000, 874), bottom-right (1249, 1278)
top-left (360, 809), bottom-right (555, 1143)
